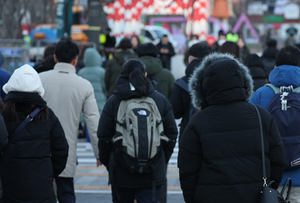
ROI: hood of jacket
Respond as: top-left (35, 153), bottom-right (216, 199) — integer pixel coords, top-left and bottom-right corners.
top-left (269, 65), bottom-right (300, 87)
top-left (83, 48), bottom-right (102, 67)
top-left (262, 47), bottom-right (278, 59)
top-left (248, 66), bottom-right (267, 79)
top-left (189, 53), bottom-right (253, 109)
top-left (139, 56), bottom-right (163, 76)
top-left (114, 50), bottom-right (136, 66)
top-left (113, 74), bottom-right (155, 100)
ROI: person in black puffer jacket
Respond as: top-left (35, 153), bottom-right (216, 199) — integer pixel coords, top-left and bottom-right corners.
top-left (169, 42), bottom-right (210, 140)
top-left (244, 53), bottom-right (268, 91)
top-left (0, 64), bottom-right (69, 203)
top-left (261, 39), bottom-right (279, 76)
top-left (98, 59), bottom-right (178, 203)
top-left (178, 53), bottom-right (286, 203)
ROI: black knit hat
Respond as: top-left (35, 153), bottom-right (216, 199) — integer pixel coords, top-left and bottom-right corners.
top-left (188, 42), bottom-right (210, 59)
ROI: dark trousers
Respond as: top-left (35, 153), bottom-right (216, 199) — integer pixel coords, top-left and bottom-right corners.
top-left (112, 186), bottom-right (161, 203)
top-left (55, 177), bottom-right (76, 203)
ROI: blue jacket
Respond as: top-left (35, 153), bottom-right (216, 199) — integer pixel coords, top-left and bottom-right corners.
top-left (0, 68), bottom-right (10, 100)
top-left (249, 65), bottom-right (300, 186)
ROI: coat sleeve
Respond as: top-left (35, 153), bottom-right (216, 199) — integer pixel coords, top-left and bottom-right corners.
top-left (161, 96), bottom-right (178, 163)
top-left (83, 82), bottom-right (100, 158)
top-left (105, 61), bottom-right (113, 93)
top-left (0, 112), bottom-right (8, 151)
top-left (169, 84), bottom-right (184, 119)
top-left (50, 113), bottom-right (69, 178)
top-left (178, 125), bottom-right (202, 203)
top-left (97, 97), bottom-right (116, 166)
top-left (168, 43), bottom-right (175, 57)
top-left (268, 117), bottom-right (286, 188)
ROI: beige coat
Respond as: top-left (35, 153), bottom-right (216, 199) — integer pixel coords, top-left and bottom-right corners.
top-left (39, 63), bottom-right (99, 177)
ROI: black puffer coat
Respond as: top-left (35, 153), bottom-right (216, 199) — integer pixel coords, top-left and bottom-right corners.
top-left (178, 53), bottom-right (286, 203)
top-left (248, 66), bottom-right (268, 91)
top-left (261, 47), bottom-right (278, 76)
top-left (169, 59), bottom-right (202, 139)
top-left (98, 75), bottom-right (178, 188)
top-left (0, 92), bottom-right (69, 203)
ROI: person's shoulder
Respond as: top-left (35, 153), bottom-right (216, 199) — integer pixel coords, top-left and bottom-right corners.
top-left (0, 69), bottom-right (10, 78)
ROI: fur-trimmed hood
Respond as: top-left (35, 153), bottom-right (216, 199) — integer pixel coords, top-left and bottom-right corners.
top-left (189, 53), bottom-right (253, 109)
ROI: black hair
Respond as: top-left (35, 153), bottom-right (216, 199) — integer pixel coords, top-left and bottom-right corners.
top-left (55, 37), bottom-right (80, 63)
top-left (218, 30), bottom-right (225, 37)
top-left (276, 45), bottom-right (300, 67)
top-left (162, 34), bottom-right (168, 38)
top-left (244, 54), bottom-right (264, 69)
top-left (43, 44), bottom-right (56, 59)
top-left (137, 43), bottom-right (158, 58)
top-left (266, 39), bottom-right (277, 48)
top-left (121, 59), bottom-right (149, 96)
top-left (117, 38), bottom-right (133, 50)
top-left (188, 42), bottom-right (210, 58)
top-left (218, 41), bottom-right (240, 59)
top-left (190, 34), bottom-right (199, 40)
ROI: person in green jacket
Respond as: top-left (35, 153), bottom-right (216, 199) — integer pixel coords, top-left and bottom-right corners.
top-left (138, 43), bottom-right (175, 99)
top-left (105, 38), bottom-right (137, 97)
top-left (78, 48), bottom-right (107, 114)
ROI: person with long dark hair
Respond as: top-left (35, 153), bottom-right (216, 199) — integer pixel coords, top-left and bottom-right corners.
top-left (98, 59), bottom-right (178, 203)
top-left (0, 64), bottom-right (69, 202)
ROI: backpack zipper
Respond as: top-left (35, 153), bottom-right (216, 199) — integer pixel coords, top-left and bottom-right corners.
top-left (149, 120), bottom-right (154, 159)
top-left (129, 118), bottom-right (138, 158)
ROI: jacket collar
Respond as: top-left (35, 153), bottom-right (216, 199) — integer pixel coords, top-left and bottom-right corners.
top-left (54, 62), bottom-right (76, 73)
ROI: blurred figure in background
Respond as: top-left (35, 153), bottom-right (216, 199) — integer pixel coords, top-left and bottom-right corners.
top-left (211, 30), bottom-right (226, 53)
top-left (237, 38), bottom-right (250, 63)
top-left (103, 27), bottom-right (116, 49)
top-left (244, 54), bottom-right (268, 91)
top-left (138, 43), bottom-right (175, 99)
top-left (77, 48), bottom-right (107, 150)
top-left (33, 44), bottom-right (56, 73)
top-left (157, 35), bottom-right (175, 70)
top-left (261, 39), bottom-right (278, 76)
top-left (285, 33), bottom-right (296, 46)
top-left (1, 64), bottom-right (68, 203)
top-left (184, 35), bottom-right (200, 66)
top-left (105, 38), bottom-right (137, 97)
top-left (218, 41), bottom-right (240, 60)
top-left (0, 51), bottom-right (10, 100)
top-left (130, 35), bottom-right (140, 56)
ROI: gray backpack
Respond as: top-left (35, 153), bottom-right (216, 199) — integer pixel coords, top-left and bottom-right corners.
top-left (112, 96), bottom-right (169, 174)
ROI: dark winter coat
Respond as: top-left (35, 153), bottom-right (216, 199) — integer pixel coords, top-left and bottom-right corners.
top-left (248, 66), bottom-right (268, 91)
top-left (0, 112), bottom-right (8, 151)
top-left (156, 42), bottom-right (175, 70)
top-left (139, 56), bottom-right (175, 99)
top-left (178, 53), bottom-right (286, 203)
top-left (105, 50), bottom-right (137, 97)
top-left (0, 92), bottom-right (69, 203)
top-left (169, 59), bottom-right (202, 139)
top-left (98, 75), bottom-right (178, 188)
top-left (262, 47), bottom-right (278, 76)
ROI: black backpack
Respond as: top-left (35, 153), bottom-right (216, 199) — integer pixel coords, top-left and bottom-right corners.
top-left (175, 78), bottom-right (197, 119)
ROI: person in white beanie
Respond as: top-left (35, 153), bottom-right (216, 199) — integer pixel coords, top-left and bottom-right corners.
top-left (0, 64), bottom-right (69, 203)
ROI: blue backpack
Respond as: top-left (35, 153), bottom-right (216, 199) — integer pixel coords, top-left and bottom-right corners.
top-left (266, 84), bottom-right (300, 170)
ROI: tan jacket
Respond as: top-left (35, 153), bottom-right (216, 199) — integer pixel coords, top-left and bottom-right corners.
top-left (39, 63), bottom-right (99, 177)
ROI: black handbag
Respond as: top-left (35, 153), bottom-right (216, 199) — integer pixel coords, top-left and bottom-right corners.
top-left (253, 104), bottom-right (292, 203)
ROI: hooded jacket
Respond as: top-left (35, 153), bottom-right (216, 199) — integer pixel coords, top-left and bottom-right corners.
top-left (169, 59), bottom-right (202, 138)
top-left (139, 56), bottom-right (175, 98)
top-left (250, 64), bottom-right (300, 186)
top-left (78, 48), bottom-right (107, 114)
top-left (248, 66), bottom-right (268, 91)
top-left (98, 75), bottom-right (178, 188)
top-left (105, 50), bottom-right (137, 97)
top-left (178, 53), bottom-right (286, 203)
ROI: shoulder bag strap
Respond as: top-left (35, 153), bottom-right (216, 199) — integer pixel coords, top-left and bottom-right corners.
top-left (252, 104), bottom-right (267, 187)
top-left (9, 107), bottom-right (43, 142)
top-left (265, 83), bottom-right (280, 94)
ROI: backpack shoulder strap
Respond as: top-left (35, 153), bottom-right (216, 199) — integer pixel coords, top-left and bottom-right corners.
top-left (265, 83), bottom-right (280, 94)
top-left (175, 78), bottom-right (189, 93)
top-left (9, 107), bottom-right (43, 142)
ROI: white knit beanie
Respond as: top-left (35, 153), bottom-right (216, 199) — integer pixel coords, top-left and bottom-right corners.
top-left (3, 64), bottom-right (45, 96)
